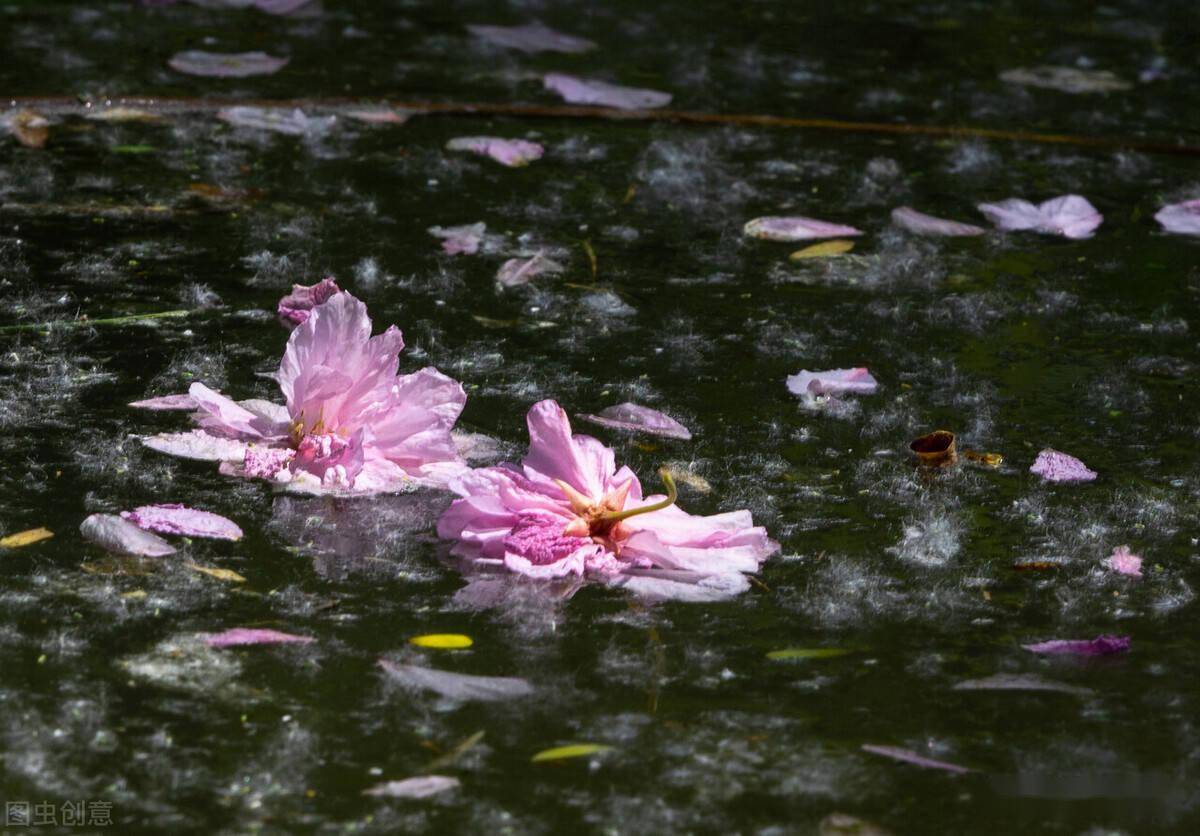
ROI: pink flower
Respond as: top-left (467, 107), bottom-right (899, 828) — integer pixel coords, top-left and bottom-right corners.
top-left (139, 292), bottom-right (467, 493)
top-left (1107, 545), bottom-right (1143, 577)
top-left (437, 400), bottom-right (777, 594)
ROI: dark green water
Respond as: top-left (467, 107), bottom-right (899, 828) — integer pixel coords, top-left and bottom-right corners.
top-left (2, 1), bottom-right (1199, 833)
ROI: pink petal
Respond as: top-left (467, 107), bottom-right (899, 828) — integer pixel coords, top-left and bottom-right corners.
top-left (80, 513), bottom-right (176, 557)
top-left (543, 73), bottom-right (671, 110)
top-left (142, 429), bottom-right (249, 461)
top-left (620, 520), bottom-right (777, 575)
top-left (1022, 635), bottom-right (1130, 656)
top-left (496, 251), bottom-right (564, 288)
top-left (1106, 545), bottom-right (1143, 577)
top-left (579, 403), bottom-right (692, 440)
top-left (786, 367), bottom-right (878, 397)
top-left (861, 744), bottom-right (973, 775)
top-left (977, 195), bottom-right (1102, 239)
top-left (891, 206), bottom-right (985, 237)
top-left (205, 627), bottom-right (315, 647)
top-left (744, 216), bottom-right (863, 241)
top-left (521, 400), bottom-right (619, 502)
top-left (189, 382), bottom-right (281, 440)
top-left (446, 136), bottom-right (545, 167)
top-left (364, 775), bottom-right (460, 799)
top-left (1155, 199), bottom-right (1200, 235)
top-left (378, 660), bottom-right (534, 702)
top-left (428, 223), bottom-right (486, 255)
top-left (129, 393), bottom-right (198, 411)
top-left (243, 445), bottom-right (295, 479)
top-left (168, 50), bottom-right (289, 78)
top-left (1030, 448), bottom-right (1097, 483)
top-left (608, 569), bottom-right (751, 602)
top-left (468, 22), bottom-right (596, 54)
top-left (121, 503), bottom-right (243, 540)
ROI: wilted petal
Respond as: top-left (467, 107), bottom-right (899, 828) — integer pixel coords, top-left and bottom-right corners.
top-left (205, 627), bottom-right (315, 647)
top-left (143, 429), bottom-right (249, 461)
top-left (1022, 635), bottom-right (1131, 656)
top-left (744, 216), bottom-right (863, 241)
top-left (364, 775), bottom-right (460, 799)
top-left (1030, 448), bottom-right (1097, 483)
top-left (129, 393), bottom-right (198, 410)
top-left (428, 222), bottom-right (486, 255)
top-left (168, 50), bottom-right (289, 77)
top-left (378, 660), bottom-right (534, 702)
top-left (496, 251), bottom-right (564, 288)
top-left (468, 22), bottom-right (595, 54)
top-left (190, 382), bottom-right (279, 439)
top-left (218, 106), bottom-right (335, 136)
top-left (446, 136), bottom-right (545, 167)
top-left (1107, 545), bottom-right (1143, 577)
top-left (861, 744), bottom-right (973, 774)
top-left (977, 195), bottom-right (1102, 239)
top-left (543, 73), bottom-right (671, 109)
top-left (1155, 199), bottom-right (1200, 235)
top-left (121, 503), bottom-right (243, 540)
top-left (787, 367), bottom-right (878, 397)
top-left (80, 514), bottom-right (177, 557)
top-left (891, 206), bottom-right (985, 237)
top-left (999, 65), bottom-right (1131, 94)
top-left (579, 403), bottom-right (692, 440)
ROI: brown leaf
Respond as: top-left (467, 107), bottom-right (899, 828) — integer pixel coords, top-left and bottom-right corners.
top-left (186, 563), bottom-right (246, 583)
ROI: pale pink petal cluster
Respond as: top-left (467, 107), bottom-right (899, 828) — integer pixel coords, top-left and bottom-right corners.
top-left (277, 277), bottom-right (341, 325)
top-left (1030, 448), bottom-right (1097, 483)
top-left (1107, 545), bottom-right (1143, 577)
top-left (977, 195), bottom-right (1102, 239)
top-left (138, 292), bottom-right (467, 494)
top-left (437, 400), bottom-right (776, 594)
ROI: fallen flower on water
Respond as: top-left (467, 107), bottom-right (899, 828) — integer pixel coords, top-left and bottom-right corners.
top-left (496, 251), bottom-right (564, 288)
top-left (1022, 635), bottom-right (1131, 656)
top-left (1154, 199), bottom-right (1200, 235)
top-left (121, 503), bottom-right (243, 540)
top-left (428, 223), bottom-right (486, 255)
top-left (1107, 545), bottom-right (1143, 578)
top-left (578, 403), bottom-right (692, 441)
top-left (1030, 448), bottom-right (1097, 483)
top-left (277, 277), bottom-right (341, 325)
top-left (168, 50), bottom-right (290, 78)
top-left (205, 627), bottom-right (315, 647)
top-left (80, 514), bottom-right (176, 557)
top-left (977, 195), bottom-right (1102, 239)
top-left (468, 22), bottom-right (596, 54)
top-left (543, 73), bottom-right (672, 110)
top-left (139, 292), bottom-right (467, 493)
top-left (744, 216), bottom-right (863, 242)
top-left (364, 775), bottom-right (461, 799)
top-left (861, 744), bottom-right (973, 774)
top-left (891, 206), bottom-right (985, 237)
top-left (446, 136), bottom-right (544, 167)
top-left (787, 368), bottom-right (878, 397)
top-left (437, 400), bottom-right (776, 595)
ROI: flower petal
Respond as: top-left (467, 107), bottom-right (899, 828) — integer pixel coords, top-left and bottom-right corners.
top-left (277, 277), bottom-right (341, 324)
top-left (468, 22), bottom-right (596, 54)
top-left (121, 503), bottom-right (243, 540)
top-left (446, 136), bottom-right (544, 167)
top-left (1030, 448), bottom-right (1097, 483)
top-left (786, 368), bottom-right (878, 397)
top-left (578, 403), bottom-right (692, 440)
top-left (168, 50), bottom-right (289, 78)
top-left (129, 393), bottom-right (198, 410)
top-left (364, 776), bottom-right (460, 799)
top-left (543, 73), bottom-right (671, 109)
top-left (205, 627), bottom-right (314, 647)
top-left (378, 660), bottom-right (534, 702)
top-left (142, 429), bottom-right (249, 461)
top-left (891, 206), bottom-right (985, 237)
top-left (744, 216), bottom-right (863, 241)
top-left (80, 513), bottom-right (177, 557)
top-left (1154, 199), bottom-right (1200, 235)
top-left (1022, 635), bottom-right (1130, 656)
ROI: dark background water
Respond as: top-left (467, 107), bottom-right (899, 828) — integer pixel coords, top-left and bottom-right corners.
top-left (1, 1), bottom-right (1199, 833)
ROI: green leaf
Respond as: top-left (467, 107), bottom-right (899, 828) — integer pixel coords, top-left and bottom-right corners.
top-left (531, 743), bottom-right (613, 763)
top-left (766, 647), bottom-right (852, 661)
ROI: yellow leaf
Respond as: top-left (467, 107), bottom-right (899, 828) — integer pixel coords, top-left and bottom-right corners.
top-left (121, 590), bottom-right (147, 601)
top-left (532, 743), bottom-right (613, 763)
top-left (789, 239), bottom-right (855, 260)
top-left (187, 563), bottom-right (246, 583)
top-left (766, 648), bottom-right (852, 661)
top-left (0, 527), bottom-right (53, 548)
top-left (409, 633), bottom-right (473, 650)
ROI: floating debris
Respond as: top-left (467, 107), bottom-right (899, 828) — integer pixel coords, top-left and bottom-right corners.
top-left (1000, 65), bottom-right (1131, 94)
top-left (379, 660), bottom-right (533, 702)
top-left (531, 743), bottom-right (613, 763)
top-left (910, 430), bottom-right (957, 468)
top-left (468, 22), bottom-right (596, 54)
top-left (0, 527), bottom-right (54, 548)
top-left (1107, 545), bottom-right (1143, 578)
top-left (1021, 635), bottom-right (1131, 656)
top-left (168, 50), bottom-right (290, 78)
top-left (861, 744), bottom-right (973, 774)
top-left (363, 775), bottom-right (460, 799)
top-left (790, 239), bottom-right (856, 259)
top-left (745, 216), bottom-right (863, 242)
top-left (543, 73), bottom-right (671, 109)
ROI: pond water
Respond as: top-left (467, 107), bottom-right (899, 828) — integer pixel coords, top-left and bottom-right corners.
top-left (2, 1), bottom-right (1199, 833)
